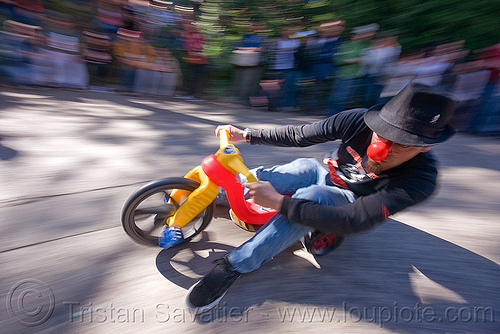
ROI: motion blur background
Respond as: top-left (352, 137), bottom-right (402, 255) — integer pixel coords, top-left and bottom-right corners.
top-left (0, 0), bottom-right (499, 131)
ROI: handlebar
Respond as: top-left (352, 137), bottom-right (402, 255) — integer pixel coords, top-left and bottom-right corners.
top-left (201, 127), bottom-right (277, 225)
top-left (214, 128), bottom-right (257, 183)
top-left (218, 128), bottom-right (231, 149)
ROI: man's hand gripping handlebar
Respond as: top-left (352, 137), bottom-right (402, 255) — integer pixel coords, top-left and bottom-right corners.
top-left (215, 126), bottom-right (284, 211)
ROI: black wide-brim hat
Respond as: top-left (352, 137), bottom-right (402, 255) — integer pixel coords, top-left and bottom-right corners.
top-left (364, 82), bottom-right (458, 146)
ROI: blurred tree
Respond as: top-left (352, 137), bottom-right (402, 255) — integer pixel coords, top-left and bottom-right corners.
top-left (332, 0), bottom-right (500, 50)
top-left (188, 0), bottom-right (499, 96)
top-left (195, 0), bottom-right (499, 52)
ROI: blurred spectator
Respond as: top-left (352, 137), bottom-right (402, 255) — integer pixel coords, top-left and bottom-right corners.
top-left (293, 30), bottom-right (319, 112)
top-left (412, 41), bottom-right (466, 88)
top-left (141, 0), bottom-right (181, 38)
top-left (0, 0), bottom-right (15, 20)
top-left (0, 19), bottom-right (35, 85)
top-left (448, 56), bottom-right (493, 133)
top-left (150, 23), bottom-right (185, 66)
top-left (43, 11), bottom-right (89, 89)
top-left (230, 22), bottom-right (267, 106)
top-left (359, 30), bottom-right (401, 108)
top-left (308, 20), bottom-right (345, 109)
top-left (11, 0), bottom-right (44, 26)
top-left (93, 0), bottom-right (125, 35)
top-left (153, 45), bottom-right (182, 97)
top-left (266, 25), bottom-right (301, 111)
top-left (82, 30), bottom-right (113, 83)
top-left (378, 42), bottom-right (467, 105)
top-left (250, 79), bottom-right (284, 111)
top-left (377, 50), bottom-right (422, 104)
top-left (437, 40), bottom-right (470, 91)
top-left (178, 19), bottom-right (208, 101)
top-left (121, 4), bottom-right (141, 31)
top-left (25, 27), bottom-right (53, 86)
top-left (327, 23), bottom-right (378, 115)
top-left (134, 45), bottom-right (181, 97)
top-left (113, 28), bottom-right (153, 92)
top-left (473, 42), bottom-right (500, 135)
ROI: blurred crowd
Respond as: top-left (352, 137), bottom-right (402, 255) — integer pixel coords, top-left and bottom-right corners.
top-left (0, 0), bottom-right (184, 97)
top-left (0, 0), bottom-right (499, 135)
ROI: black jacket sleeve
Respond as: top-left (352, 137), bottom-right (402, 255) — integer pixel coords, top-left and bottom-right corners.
top-left (249, 109), bottom-right (368, 147)
top-left (279, 171), bottom-right (437, 234)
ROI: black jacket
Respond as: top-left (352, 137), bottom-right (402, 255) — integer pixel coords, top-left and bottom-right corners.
top-left (248, 109), bottom-right (438, 234)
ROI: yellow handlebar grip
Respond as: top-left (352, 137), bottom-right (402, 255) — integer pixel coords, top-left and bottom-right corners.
top-left (215, 127), bottom-right (259, 183)
top-left (219, 129), bottom-right (230, 148)
top-left (245, 172), bottom-right (258, 183)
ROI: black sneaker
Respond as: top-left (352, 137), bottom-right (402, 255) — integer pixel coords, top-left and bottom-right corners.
top-left (185, 257), bottom-right (241, 314)
top-left (303, 231), bottom-right (344, 256)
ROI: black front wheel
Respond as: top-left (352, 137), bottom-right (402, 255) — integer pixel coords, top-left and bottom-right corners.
top-left (121, 178), bottom-right (214, 247)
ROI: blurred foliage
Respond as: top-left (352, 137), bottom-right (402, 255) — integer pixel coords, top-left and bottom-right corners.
top-left (332, 0), bottom-right (500, 50)
top-left (195, 0), bottom-right (499, 52)
top-left (190, 0), bottom-right (499, 96)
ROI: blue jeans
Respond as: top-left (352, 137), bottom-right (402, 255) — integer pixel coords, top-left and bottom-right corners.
top-left (227, 158), bottom-right (356, 273)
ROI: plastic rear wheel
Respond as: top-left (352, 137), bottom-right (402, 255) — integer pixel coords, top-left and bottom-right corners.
top-left (304, 232), bottom-right (344, 256)
top-left (121, 178), bottom-right (214, 247)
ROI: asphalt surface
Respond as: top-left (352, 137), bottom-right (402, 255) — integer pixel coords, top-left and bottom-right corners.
top-left (0, 87), bottom-right (499, 334)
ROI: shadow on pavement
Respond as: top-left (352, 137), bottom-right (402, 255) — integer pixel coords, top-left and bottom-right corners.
top-left (155, 219), bottom-right (500, 332)
top-left (0, 142), bottom-right (17, 160)
top-left (155, 231), bottom-right (236, 290)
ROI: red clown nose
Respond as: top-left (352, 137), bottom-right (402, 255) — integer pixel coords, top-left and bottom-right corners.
top-left (367, 138), bottom-right (393, 162)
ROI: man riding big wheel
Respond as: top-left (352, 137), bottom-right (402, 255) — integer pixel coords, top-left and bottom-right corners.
top-left (186, 83), bottom-right (459, 314)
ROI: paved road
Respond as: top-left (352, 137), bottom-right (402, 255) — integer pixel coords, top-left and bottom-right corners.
top-left (0, 88), bottom-right (499, 333)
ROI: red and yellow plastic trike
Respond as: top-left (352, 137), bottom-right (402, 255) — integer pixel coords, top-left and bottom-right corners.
top-left (121, 129), bottom-right (343, 255)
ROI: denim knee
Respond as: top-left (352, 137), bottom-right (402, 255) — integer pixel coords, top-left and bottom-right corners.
top-left (255, 158), bottom-right (328, 194)
top-left (256, 158), bottom-right (324, 177)
top-left (293, 184), bottom-right (354, 206)
top-left (291, 157), bottom-right (324, 169)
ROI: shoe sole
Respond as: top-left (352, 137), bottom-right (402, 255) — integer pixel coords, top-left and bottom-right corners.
top-left (184, 280), bottom-right (227, 315)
